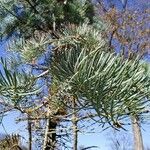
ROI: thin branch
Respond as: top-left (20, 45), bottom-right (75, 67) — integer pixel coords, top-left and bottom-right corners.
top-left (25, 0), bottom-right (39, 13)
top-left (36, 70), bottom-right (49, 78)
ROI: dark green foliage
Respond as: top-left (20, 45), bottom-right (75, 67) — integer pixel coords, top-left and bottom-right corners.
top-left (0, 0), bottom-right (94, 39)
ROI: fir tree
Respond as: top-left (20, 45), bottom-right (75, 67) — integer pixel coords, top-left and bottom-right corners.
top-left (0, 1), bottom-right (149, 150)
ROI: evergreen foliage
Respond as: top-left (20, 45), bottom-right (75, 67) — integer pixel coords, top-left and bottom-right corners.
top-left (0, 0), bottom-right (149, 149)
top-left (0, 0), bottom-right (94, 39)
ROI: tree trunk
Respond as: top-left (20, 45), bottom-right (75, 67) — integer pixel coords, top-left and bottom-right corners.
top-left (27, 115), bottom-right (32, 150)
top-left (43, 117), bottom-right (57, 150)
top-left (72, 97), bottom-right (78, 150)
top-left (131, 115), bottom-right (144, 150)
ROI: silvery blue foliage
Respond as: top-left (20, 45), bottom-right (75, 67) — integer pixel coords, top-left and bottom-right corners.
top-left (120, 0), bottom-right (128, 9)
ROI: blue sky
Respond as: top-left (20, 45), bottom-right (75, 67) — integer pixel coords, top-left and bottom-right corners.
top-left (1, 109), bottom-right (150, 149)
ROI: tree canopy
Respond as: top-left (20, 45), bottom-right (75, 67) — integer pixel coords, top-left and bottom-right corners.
top-left (0, 0), bottom-right (149, 150)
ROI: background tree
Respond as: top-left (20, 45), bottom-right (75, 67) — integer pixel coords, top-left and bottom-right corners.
top-left (94, 1), bottom-right (150, 149)
top-left (0, 134), bottom-right (28, 150)
top-left (107, 130), bottom-right (132, 150)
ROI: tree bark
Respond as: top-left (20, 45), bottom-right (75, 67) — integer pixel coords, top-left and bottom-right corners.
top-left (131, 115), bottom-right (144, 150)
top-left (27, 115), bottom-right (32, 150)
top-left (43, 116), bottom-right (57, 150)
top-left (72, 96), bottom-right (78, 150)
